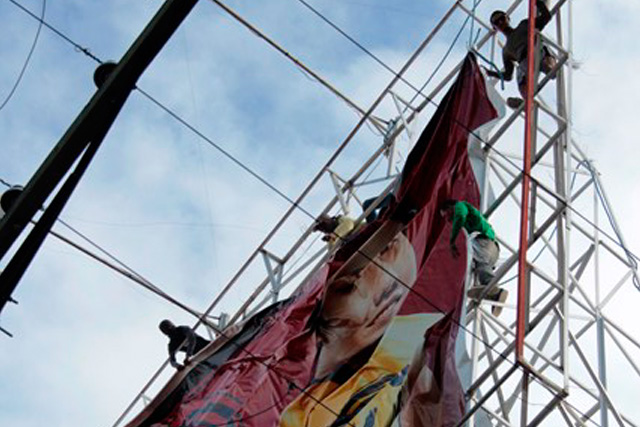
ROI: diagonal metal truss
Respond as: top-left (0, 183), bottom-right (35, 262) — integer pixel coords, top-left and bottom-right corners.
top-left (458, 1), bottom-right (640, 426)
top-left (114, 1), bottom-right (640, 426)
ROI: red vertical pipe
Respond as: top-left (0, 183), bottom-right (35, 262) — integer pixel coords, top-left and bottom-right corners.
top-left (516, 0), bottom-right (538, 361)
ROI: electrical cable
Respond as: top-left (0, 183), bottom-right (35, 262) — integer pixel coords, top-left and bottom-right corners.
top-left (293, 0), bottom-right (442, 111)
top-left (5, 0), bottom-right (101, 64)
top-left (294, 0), bottom-right (397, 80)
top-left (0, 179), bottom-right (208, 322)
top-left (403, 1), bottom-right (471, 115)
top-left (136, 88), bottom-right (306, 216)
top-left (0, 0), bottom-right (45, 113)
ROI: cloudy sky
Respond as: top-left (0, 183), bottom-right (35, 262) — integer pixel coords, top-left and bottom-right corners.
top-left (1, 0), bottom-right (639, 426)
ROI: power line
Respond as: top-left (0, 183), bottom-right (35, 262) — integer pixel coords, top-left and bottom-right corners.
top-left (5, 0), bottom-right (101, 64)
top-left (294, 0), bottom-right (399, 80)
top-left (0, 178), bottom-right (206, 321)
top-left (0, 0), bottom-right (45, 112)
top-left (206, 0), bottom-right (386, 130)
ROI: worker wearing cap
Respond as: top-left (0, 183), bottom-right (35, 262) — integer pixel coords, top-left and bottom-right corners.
top-left (486, 1), bottom-right (556, 109)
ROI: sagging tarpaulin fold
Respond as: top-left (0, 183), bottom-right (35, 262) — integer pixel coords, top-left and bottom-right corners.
top-left (126, 52), bottom-right (497, 427)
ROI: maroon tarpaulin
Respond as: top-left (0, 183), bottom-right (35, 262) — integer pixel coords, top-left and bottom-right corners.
top-left (127, 52), bottom-right (497, 427)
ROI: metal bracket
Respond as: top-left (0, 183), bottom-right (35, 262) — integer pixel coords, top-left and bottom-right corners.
top-left (141, 394), bottom-right (151, 407)
top-left (261, 249), bottom-right (284, 303)
top-left (327, 170), bottom-right (353, 216)
top-left (203, 313), bottom-right (229, 339)
top-left (386, 91), bottom-right (419, 176)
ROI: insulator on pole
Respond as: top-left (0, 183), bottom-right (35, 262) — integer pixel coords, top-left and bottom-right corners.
top-left (0, 186), bottom-right (24, 218)
top-left (93, 61), bottom-right (118, 89)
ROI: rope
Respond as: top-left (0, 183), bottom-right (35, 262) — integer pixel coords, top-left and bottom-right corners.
top-left (472, 48), bottom-right (505, 89)
top-left (404, 5), bottom-right (472, 115)
top-left (467, 0), bottom-right (480, 48)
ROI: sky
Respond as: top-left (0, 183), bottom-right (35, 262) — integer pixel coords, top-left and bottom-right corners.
top-left (0, 0), bottom-right (639, 426)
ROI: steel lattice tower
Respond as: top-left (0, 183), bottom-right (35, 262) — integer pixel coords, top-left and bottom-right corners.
top-left (114, 1), bottom-right (640, 426)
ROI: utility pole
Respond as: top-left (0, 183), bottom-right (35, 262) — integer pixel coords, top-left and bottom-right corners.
top-left (0, 0), bottom-right (198, 314)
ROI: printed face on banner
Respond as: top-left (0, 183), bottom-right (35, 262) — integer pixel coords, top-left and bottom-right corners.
top-left (278, 229), bottom-right (448, 427)
top-left (315, 232), bottom-right (417, 378)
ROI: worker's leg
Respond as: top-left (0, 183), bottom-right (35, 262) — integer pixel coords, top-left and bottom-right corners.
top-left (471, 236), bottom-right (499, 288)
top-left (487, 288), bottom-right (509, 317)
top-left (506, 62), bottom-right (527, 109)
top-left (469, 236), bottom-right (508, 315)
top-left (540, 45), bottom-right (557, 77)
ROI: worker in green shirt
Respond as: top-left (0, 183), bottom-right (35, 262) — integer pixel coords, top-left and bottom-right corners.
top-left (441, 200), bottom-right (508, 316)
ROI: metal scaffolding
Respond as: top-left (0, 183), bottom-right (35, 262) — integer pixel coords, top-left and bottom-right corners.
top-left (99, 1), bottom-right (639, 425)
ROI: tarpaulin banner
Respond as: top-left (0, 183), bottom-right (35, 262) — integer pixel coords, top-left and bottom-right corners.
top-left (127, 52), bottom-right (497, 427)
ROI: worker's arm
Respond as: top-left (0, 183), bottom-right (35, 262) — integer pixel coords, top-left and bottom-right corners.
top-left (486, 51), bottom-right (514, 82)
top-left (168, 345), bottom-right (181, 368)
top-left (449, 204), bottom-right (467, 247)
top-left (501, 50), bottom-right (514, 81)
top-left (535, 0), bottom-right (552, 30)
top-left (184, 333), bottom-right (197, 358)
top-left (485, 68), bottom-right (501, 79)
